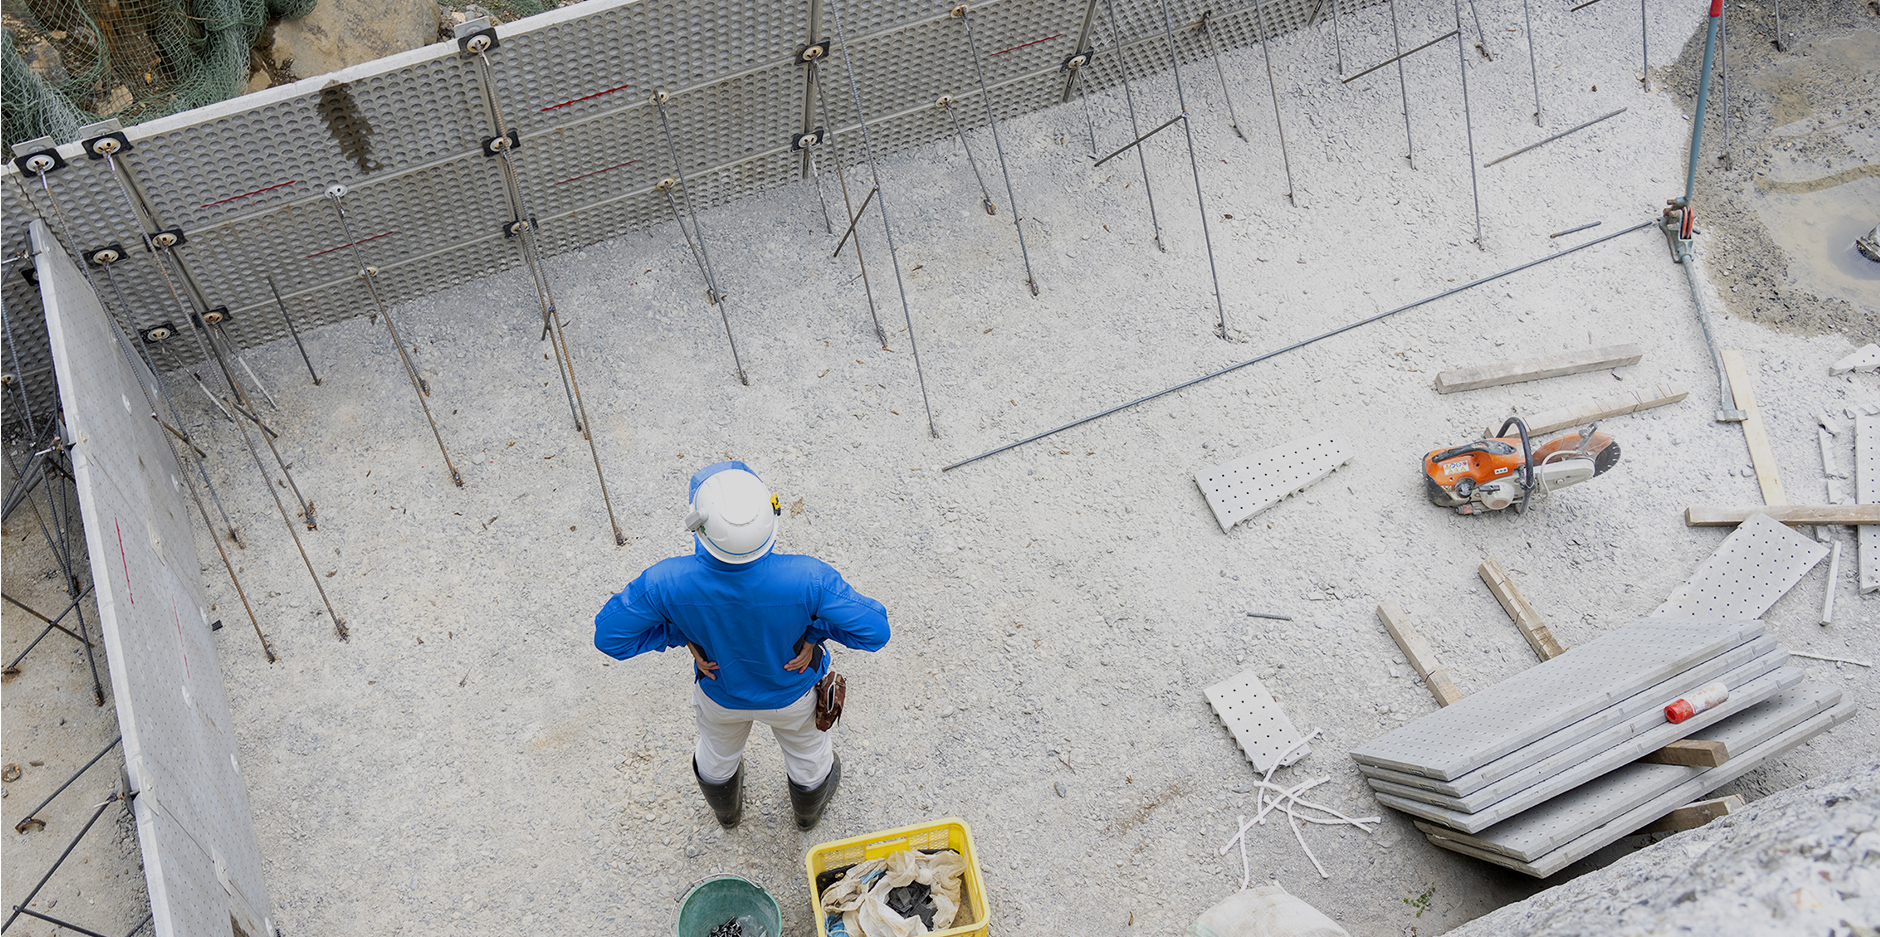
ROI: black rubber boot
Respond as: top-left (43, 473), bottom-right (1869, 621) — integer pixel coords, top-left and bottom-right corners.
top-left (789, 753), bottom-right (842, 831)
top-left (694, 756), bottom-right (743, 829)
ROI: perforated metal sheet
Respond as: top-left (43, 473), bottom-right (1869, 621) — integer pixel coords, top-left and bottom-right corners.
top-left (1195, 433), bottom-right (1351, 532)
top-left (0, 0), bottom-right (1340, 431)
top-left (33, 221), bottom-right (273, 937)
top-left (1348, 619), bottom-right (1764, 781)
top-left (1422, 695), bottom-right (1857, 877)
top-left (1206, 670), bottom-right (1309, 773)
top-left (1859, 414), bottom-right (1878, 594)
top-left (1416, 684), bottom-right (1842, 861)
top-left (1374, 665), bottom-right (1804, 833)
top-left (1367, 649), bottom-right (1790, 817)
top-left (1652, 512), bottom-right (1830, 618)
top-left (1357, 635), bottom-right (1780, 797)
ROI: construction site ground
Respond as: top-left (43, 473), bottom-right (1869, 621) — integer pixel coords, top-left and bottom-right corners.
top-left (3, 1), bottom-right (1876, 934)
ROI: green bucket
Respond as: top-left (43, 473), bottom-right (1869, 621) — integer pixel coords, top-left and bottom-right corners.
top-left (675, 874), bottom-right (783, 937)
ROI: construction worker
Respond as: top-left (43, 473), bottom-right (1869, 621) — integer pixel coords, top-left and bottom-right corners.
top-left (594, 460), bottom-right (890, 832)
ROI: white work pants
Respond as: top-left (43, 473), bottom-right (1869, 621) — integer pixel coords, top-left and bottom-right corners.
top-left (693, 683), bottom-right (833, 788)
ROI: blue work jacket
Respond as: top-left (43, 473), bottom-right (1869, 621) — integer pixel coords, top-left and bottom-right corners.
top-left (594, 543), bottom-right (891, 711)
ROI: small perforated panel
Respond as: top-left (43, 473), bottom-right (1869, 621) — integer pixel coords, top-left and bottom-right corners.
top-left (1348, 619), bottom-right (1764, 781)
top-left (0, 0), bottom-right (1339, 431)
top-left (1374, 665), bottom-right (1804, 833)
top-left (33, 222), bottom-right (272, 937)
top-left (1195, 433), bottom-right (1351, 532)
top-left (1652, 512), bottom-right (1829, 618)
top-left (1420, 683), bottom-right (1843, 861)
top-left (1357, 635), bottom-right (1779, 797)
top-left (1422, 693), bottom-right (1856, 877)
top-left (1205, 670), bottom-right (1309, 773)
top-left (1859, 415), bottom-right (1877, 594)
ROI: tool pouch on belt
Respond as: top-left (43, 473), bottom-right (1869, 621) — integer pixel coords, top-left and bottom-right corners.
top-left (814, 670), bottom-right (845, 732)
top-left (797, 639), bottom-right (844, 731)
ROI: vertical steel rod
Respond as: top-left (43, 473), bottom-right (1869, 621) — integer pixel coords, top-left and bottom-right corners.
top-left (324, 190), bottom-right (465, 487)
top-left (265, 275), bottom-right (321, 385)
top-left (956, 5), bottom-right (1041, 296)
top-left (1455, 0), bottom-right (1483, 248)
top-left (1199, 12), bottom-right (1248, 141)
top-left (1388, 0), bottom-right (1417, 163)
top-left (1524, 0), bottom-right (1543, 123)
top-left (828, 0), bottom-right (940, 437)
top-left (1100, 0), bottom-right (1166, 251)
top-left (1640, 0), bottom-right (1650, 89)
top-left (1331, 0), bottom-right (1345, 73)
top-left (1253, 1), bottom-right (1299, 205)
top-left (653, 96), bottom-right (752, 385)
top-left (811, 61), bottom-right (890, 347)
top-left (1467, 0), bottom-right (1493, 58)
top-left (940, 100), bottom-right (1000, 215)
top-left (1717, 4), bottom-right (1730, 165)
top-left (1154, 0), bottom-right (1231, 338)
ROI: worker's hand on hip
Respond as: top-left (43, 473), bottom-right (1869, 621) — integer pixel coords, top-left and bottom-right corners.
top-left (688, 642), bottom-right (719, 680)
top-left (784, 641), bottom-right (818, 673)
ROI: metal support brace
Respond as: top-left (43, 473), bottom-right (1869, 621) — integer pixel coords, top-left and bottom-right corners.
top-left (809, 60), bottom-right (889, 347)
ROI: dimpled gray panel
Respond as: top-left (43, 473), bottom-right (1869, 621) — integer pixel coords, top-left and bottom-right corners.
top-left (1368, 657), bottom-right (1798, 832)
top-left (1651, 512), bottom-right (1828, 619)
top-left (1417, 684), bottom-right (1845, 862)
top-left (1348, 618), bottom-right (1764, 780)
top-left (1356, 635), bottom-right (1780, 797)
top-left (0, 0), bottom-right (1345, 431)
top-left (1421, 695), bottom-right (1857, 877)
top-left (33, 221), bottom-right (274, 936)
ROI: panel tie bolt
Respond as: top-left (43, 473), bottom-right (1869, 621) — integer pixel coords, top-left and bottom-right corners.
top-left (88, 248), bottom-right (121, 265)
top-left (151, 232), bottom-right (178, 248)
top-left (326, 184), bottom-right (348, 199)
top-left (465, 34), bottom-right (492, 53)
top-left (24, 155), bottom-right (55, 173)
top-left (356, 266), bottom-right (378, 279)
top-left (89, 138), bottom-right (119, 156)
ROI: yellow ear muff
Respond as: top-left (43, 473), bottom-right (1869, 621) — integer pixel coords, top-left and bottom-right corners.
top-left (771, 493), bottom-right (782, 516)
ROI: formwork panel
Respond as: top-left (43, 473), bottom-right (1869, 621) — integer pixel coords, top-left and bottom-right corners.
top-left (1356, 635), bottom-right (1780, 797)
top-left (1347, 619), bottom-right (1764, 780)
top-left (1373, 664), bottom-right (1804, 833)
top-left (32, 220), bottom-right (273, 937)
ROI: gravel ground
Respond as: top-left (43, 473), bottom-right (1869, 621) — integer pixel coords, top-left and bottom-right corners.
top-left (4, 1), bottom-right (1876, 935)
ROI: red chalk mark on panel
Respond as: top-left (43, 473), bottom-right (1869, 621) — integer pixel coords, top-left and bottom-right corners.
top-left (541, 82), bottom-right (633, 111)
top-left (198, 180), bottom-right (298, 209)
top-left (305, 231), bottom-right (395, 259)
top-left (170, 594), bottom-right (190, 680)
top-left (553, 159), bottom-right (639, 186)
top-left (114, 517), bottom-right (134, 605)
top-left (991, 33), bottom-right (1062, 56)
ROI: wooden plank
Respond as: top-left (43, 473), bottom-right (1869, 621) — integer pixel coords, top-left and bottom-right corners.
top-left (1720, 350), bottom-right (1787, 506)
top-left (1435, 343), bottom-right (1644, 394)
top-left (1640, 739), bottom-right (1730, 768)
top-left (1638, 794), bottom-right (1744, 834)
top-left (1491, 382), bottom-right (1688, 436)
top-left (1477, 557), bottom-right (1566, 661)
top-left (1376, 600), bottom-right (1465, 706)
top-left (1683, 505), bottom-right (1880, 526)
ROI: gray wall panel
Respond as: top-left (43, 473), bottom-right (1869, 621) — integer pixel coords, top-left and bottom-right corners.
top-left (33, 219), bottom-right (273, 937)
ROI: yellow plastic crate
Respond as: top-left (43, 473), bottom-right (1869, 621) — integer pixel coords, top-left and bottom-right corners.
top-left (804, 817), bottom-right (990, 937)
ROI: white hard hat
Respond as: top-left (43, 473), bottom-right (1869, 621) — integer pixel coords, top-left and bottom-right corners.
top-left (683, 465), bottom-right (778, 564)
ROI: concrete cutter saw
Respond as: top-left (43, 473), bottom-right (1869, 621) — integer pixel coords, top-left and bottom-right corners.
top-left (1422, 417), bottom-right (1621, 514)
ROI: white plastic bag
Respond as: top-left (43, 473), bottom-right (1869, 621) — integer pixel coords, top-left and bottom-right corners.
top-left (1191, 884), bottom-right (1352, 937)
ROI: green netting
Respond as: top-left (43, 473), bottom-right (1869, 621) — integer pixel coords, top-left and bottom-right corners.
top-left (2, 0), bottom-right (316, 150)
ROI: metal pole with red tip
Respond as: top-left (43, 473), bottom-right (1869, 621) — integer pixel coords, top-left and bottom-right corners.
top-left (1682, 0), bottom-right (1724, 208)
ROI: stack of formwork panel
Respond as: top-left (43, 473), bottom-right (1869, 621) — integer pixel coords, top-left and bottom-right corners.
top-left (1348, 618), bottom-right (1854, 877)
